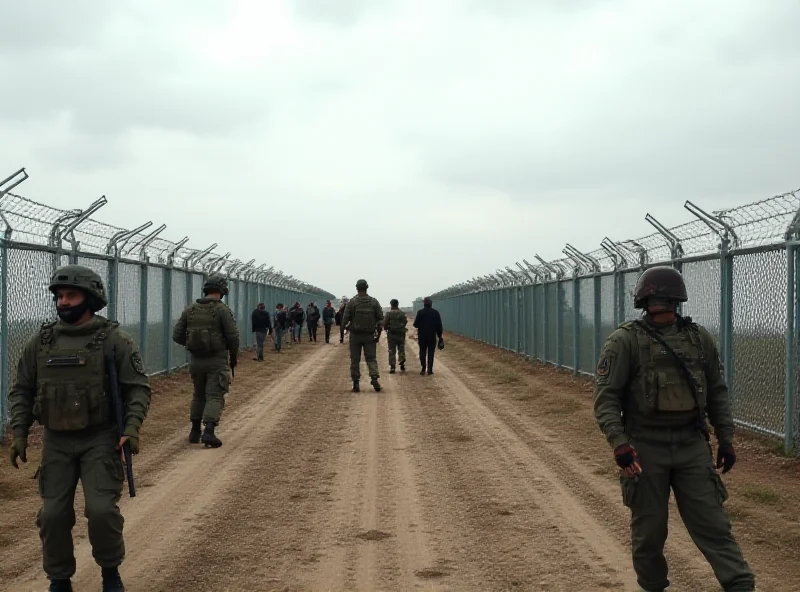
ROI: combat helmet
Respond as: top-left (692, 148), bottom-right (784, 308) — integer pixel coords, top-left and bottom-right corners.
top-left (633, 266), bottom-right (688, 309)
top-left (49, 264), bottom-right (108, 312)
top-left (203, 273), bottom-right (229, 296)
top-left (355, 279), bottom-right (368, 290)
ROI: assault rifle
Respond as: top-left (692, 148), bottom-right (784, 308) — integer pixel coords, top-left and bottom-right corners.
top-left (107, 346), bottom-right (136, 497)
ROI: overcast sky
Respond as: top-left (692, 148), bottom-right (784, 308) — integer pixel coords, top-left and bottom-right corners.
top-left (1, 0), bottom-right (798, 306)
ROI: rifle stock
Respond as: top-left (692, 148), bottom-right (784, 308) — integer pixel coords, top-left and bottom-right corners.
top-left (107, 346), bottom-right (136, 497)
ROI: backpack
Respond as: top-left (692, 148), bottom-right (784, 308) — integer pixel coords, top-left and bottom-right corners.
top-left (185, 302), bottom-right (226, 355)
top-left (386, 311), bottom-right (406, 333)
top-left (350, 297), bottom-right (378, 332)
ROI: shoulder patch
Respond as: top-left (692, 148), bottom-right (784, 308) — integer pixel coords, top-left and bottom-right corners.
top-left (596, 355), bottom-right (611, 377)
top-left (131, 351), bottom-right (147, 375)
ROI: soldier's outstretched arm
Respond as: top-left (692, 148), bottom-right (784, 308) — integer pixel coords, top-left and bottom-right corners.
top-left (8, 336), bottom-right (39, 439)
top-left (593, 330), bottom-right (633, 449)
top-left (342, 300), bottom-right (354, 326)
top-left (699, 328), bottom-right (734, 446)
top-left (111, 331), bottom-right (152, 435)
top-left (221, 305), bottom-right (241, 356)
top-left (172, 309), bottom-right (188, 346)
top-left (374, 299), bottom-right (384, 326)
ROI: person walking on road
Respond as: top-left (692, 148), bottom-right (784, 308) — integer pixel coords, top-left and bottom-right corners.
top-left (342, 279), bottom-right (384, 392)
top-left (8, 264), bottom-right (151, 592)
top-left (251, 302), bottom-right (272, 361)
top-left (306, 301), bottom-right (320, 342)
top-left (289, 302), bottom-right (304, 344)
top-left (322, 300), bottom-right (336, 343)
top-left (593, 266), bottom-right (755, 592)
top-left (335, 297), bottom-right (348, 343)
top-left (172, 273), bottom-right (240, 449)
top-left (272, 303), bottom-right (288, 352)
top-left (413, 296), bottom-right (444, 375)
top-left (384, 298), bottom-right (408, 373)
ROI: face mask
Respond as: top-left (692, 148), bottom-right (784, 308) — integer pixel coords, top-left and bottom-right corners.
top-left (57, 299), bottom-right (90, 324)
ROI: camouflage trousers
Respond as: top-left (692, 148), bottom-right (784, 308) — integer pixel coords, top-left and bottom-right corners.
top-left (387, 332), bottom-right (406, 367)
top-left (349, 331), bottom-right (379, 380)
top-left (189, 355), bottom-right (232, 424)
top-left (622, 428), bottom-right (755, 592)
top-left (37, 427), bottom-right (125, 579)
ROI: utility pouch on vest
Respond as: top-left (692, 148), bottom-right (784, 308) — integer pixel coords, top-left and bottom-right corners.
top-left (186, 305), bottom-right (224, 355)
top-left (36, 345), bottom-right (109, 432)
top-left (351, 301), bottom-right (376, 333)
top-left (634, 320), bottom-right (710, 438)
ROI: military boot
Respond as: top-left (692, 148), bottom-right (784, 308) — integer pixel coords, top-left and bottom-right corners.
top-left (352, 380), bottom-right (360, 393)
top-left (101, 567), bottom-right (125, 592)
top-left (48, 579), bottom-right (73, 592)
top-left (371, 377), bottom-right (382, 392)
top-left (189, 420), bottom-right (202, 444)
top-left (201, 422), bottom-right (222, 448)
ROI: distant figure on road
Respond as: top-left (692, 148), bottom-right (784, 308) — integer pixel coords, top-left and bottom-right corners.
top-left (413, 297), bottom-right (444, 375)
top-left (322, 300), bottom-right (336, 343)
top-left (306, 301), bottom-right (320, 342)
top-left (173, 273), bottom-right (240, 448)
top-left (593, 265), bottom-right (754, 592)
top-left (335, 297), bottom-right (348, 343)
top-left (342, 279), bottom-right (384, 393)
top-left (273, 303), bottom-right (288, 352)
top-left (251, 302), bottom-right (272, 361)
top-left (384, 298), bottom-right (408, 373)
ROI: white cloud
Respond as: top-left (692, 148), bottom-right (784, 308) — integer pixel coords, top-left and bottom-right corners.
top-left (0, 0), bottom-right (798, 305)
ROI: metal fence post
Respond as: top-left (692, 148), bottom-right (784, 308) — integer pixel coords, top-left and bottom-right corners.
top-left (107, 256), bottom-right (119, 321)
top-left (543, 283), bottom-right (550, 362)
top-left (556, 281), bottom-right (563, 367)
top-left (0, 237), bottom-right (8, 426)
top-left (572, 274), bottom-right (580, 375)
top-left (720, 242), bottom-right (735, 394)
top-left (139, 263), bottom-right (149, 366)
top-left (593, 273), bottom-right (602, 372)
top-left (164, 267), bottom-right (174, 372)
top-left (787, 242), bottom-right (798, 454)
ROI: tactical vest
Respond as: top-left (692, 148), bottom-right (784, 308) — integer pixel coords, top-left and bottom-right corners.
top-left (626, 321), bottom-right (708, 415)
top-left (385, 310), bottom-right (406, 334)
top-left (349, 296), bottom-right (378, 333)
top-left (33, 320), bottom-right (115, 431)
top-left (185, 301), bottom-right (227, 355)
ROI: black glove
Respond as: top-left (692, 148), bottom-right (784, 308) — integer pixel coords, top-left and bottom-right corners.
top-left (229, 352), bottom-right (238, 369)
top-left (613, 443), bottom-right (641, 478)
top-left (716, 444), bottom-right (736, 474)
top-left (437, 337), bottom-right (444, 350)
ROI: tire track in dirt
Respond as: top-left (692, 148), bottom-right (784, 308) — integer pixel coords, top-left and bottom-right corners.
top-left (6, 343), bottom-right (339, 592)
top-left (398, 337), bottom-right (626, 591)
top-left (303, 339), bottom-right (447, 591)
top-left (443, 340), bottom-right (725, 591)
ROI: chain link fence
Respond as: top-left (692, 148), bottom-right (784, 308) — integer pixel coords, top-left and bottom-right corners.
top-left (416, 188), bottom-right (800, 453)
top-left (0, 169), bottom-right (334, 436)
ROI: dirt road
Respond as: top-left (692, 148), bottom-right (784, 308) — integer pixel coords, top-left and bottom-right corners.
top-left (2, 333), bottom-right (800, 591)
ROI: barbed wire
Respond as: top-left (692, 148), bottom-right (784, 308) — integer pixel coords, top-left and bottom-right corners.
top-left (431, 187), bottom-right (800, 298)
top-left (0, 191), bottom-right (334, 298)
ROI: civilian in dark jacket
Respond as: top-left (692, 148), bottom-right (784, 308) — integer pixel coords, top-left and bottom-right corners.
top-left (273, 304), bottom-right (288, 352)
top-left (251, 303), bottom-right (272, 361)
top-left (289, 303), bottom-right (305, 343)
top-left (306, 302), bottom-right (321, 342)
top-left (413, 297), bottom-right (444, 375)
top-left (322, 300), bottom-right (336, 343)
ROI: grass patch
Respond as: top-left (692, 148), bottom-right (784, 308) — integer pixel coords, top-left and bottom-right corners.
top-left (726, 502), bottom-right (750, 521)
top-left (767, 441), bottom-right (798, 458)
top-left (741, 485), bottom-right (780, 505)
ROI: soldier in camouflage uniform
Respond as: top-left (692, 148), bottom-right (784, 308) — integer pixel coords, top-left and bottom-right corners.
top-left (172, 273), bottom-right (240, 448)
top-left (593, 266), bottom-right (754, 592)
top-left (384, 299), bottom-right (407, 374)
top-left (341, 279), bottom-right (384, 392)
top-left (8, 265), bottom-right (151, 592)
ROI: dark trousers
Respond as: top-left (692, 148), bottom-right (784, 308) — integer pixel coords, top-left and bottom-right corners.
top-left (307, 322), bottom-right (318, 341)
top-left (324, 322), bottom-right (333, 342)
top-left (419, 339), bottom-right (436, 371)
top-left (339, 323), bottom-right (346, 342)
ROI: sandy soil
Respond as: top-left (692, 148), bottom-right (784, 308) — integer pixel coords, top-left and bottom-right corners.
top-left (2, 332), bottom-right (799, 591)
